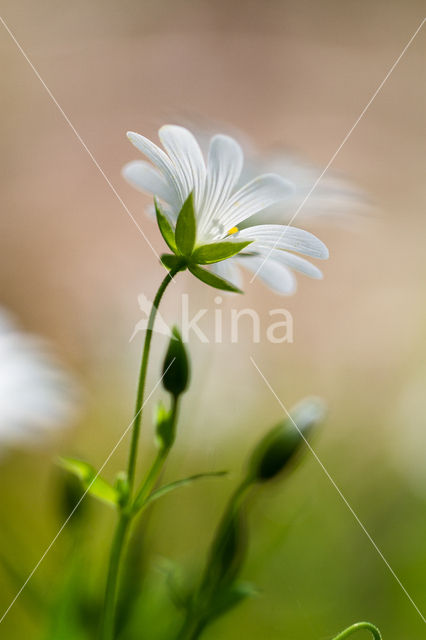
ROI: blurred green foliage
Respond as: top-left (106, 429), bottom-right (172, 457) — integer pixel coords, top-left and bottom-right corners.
top-left (0, 406), bottom-right (424, 639)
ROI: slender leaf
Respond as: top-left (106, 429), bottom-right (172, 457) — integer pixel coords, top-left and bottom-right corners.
top-left (58, 457), bottom-right (119, 508)
top-left (175, 193), bottom-right (196, 256)
top-left (189, 264), bottom-right (243, 293)
top-left (192, 241), bottom-right (252, 264)
top-left (139, 471), bottom-right (227, 511)
top-left (155, 198), bottom-right (177, 253)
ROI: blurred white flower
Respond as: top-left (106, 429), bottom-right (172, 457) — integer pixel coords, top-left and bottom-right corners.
top-left (238, 150), bottom-right (371, 229)
top-left (0, 308), bottom-right (79, 452)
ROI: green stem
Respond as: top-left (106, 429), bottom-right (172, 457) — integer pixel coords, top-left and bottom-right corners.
top-left (100, 513), bottom-right (130, 640)
top-left (100, 265), bottom-right (180, 640)
top-left (133, 395), bottom-right (180, 513)
top-left (331, 622), bottom-right (382, 640)
top-left (127, 265), bottom-right (181, 497)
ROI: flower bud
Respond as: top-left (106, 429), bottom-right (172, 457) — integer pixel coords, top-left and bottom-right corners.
top-left (162, 326), bottom-right (190, 397)
top-left (247, 398), bottom-right (326, 483)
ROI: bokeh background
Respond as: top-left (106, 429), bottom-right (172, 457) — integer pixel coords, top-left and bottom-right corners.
top-left (0, 1), bottom-right (425, 638)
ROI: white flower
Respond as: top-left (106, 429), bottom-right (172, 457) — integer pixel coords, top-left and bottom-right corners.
top-left (174, 119), bottom-right (370, 228)
top-left (123, 125), bottom-right (329, 294)
top-left (0, 308), bottom-right (79, 453)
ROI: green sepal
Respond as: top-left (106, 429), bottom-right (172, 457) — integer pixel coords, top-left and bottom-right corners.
top-left (155, 198), bottom-right (177, 253)
top-left (58, 457), bottom-right (119, 508)
top-left (161, 254), bottom-right (187, 271)
top-left (192, 241), bottom-right (252, 264)
top-left (175, 192), bottom-right (196, 256)
top-left (188, 264), bottom-right (243, 293)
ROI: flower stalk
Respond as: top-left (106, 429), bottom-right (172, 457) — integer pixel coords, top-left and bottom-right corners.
top-left (100, 263), bottom-right (182, 640)
top-left (126, 263), bottom-right (183, 496)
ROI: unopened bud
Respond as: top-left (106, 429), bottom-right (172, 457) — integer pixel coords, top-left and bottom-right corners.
top-left (162, 326), bottom-right (190, 397)
top-left (248, 398), bottom-right (326, 483)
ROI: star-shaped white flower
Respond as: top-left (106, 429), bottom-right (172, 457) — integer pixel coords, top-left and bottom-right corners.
top-left (123, 125), bottom-right (328, 294)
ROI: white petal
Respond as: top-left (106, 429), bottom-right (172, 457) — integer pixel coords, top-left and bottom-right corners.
top-left (237, 224), bottom-right (329, 259)
top-left (218, 174), bottom-right (293, 230)
top-left (199, 135), bottom-right (244, 238)
top-left (265, 249), bottom-right (323, 279)
top-left (158, 125), bottom-right (206, 211)
top-left (210, 258), bottom-right (244, 291)
top-left (237, 253), bottom-right (296, 295)
top-left (122, 160), bottom-right (177, 205)
top-left (127, 131), bottom-right (183, 203)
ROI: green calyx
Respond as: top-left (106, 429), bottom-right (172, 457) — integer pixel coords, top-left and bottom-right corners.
top-left (155, 194), bottom-right (252, 294)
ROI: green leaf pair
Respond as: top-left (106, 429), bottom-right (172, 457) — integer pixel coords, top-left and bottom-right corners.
top-left (60, 456), bottom-right (226, 517)
top-left (155, 194), bottom-right (252, 294)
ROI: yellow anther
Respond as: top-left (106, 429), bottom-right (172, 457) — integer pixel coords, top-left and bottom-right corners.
top-left (227, 226), bottom-right (239, 235)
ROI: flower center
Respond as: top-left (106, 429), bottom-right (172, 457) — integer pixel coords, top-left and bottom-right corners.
top-left (227, 226), bottom-right (239, 236)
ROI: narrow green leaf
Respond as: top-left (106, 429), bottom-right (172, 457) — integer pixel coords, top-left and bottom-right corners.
top-left (58, 457), bottom-right (119, 508)
top-left (192, 241), bottom-right (252, 264)
top-left (141, 471), bottom-right (227, 509)
top-left (155, 198), bottom-right (177, 253)
top-left (189, 264), bottom-right (243, 293)
top-left (175, 192), bottom-right (196, 256)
